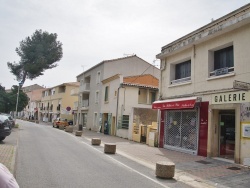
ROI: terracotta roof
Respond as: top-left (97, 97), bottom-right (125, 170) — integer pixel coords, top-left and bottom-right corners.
top-left (123, 74), bottom-right (159, 89)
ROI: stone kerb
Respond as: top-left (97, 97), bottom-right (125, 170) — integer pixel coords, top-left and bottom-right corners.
top-left (75, 131), bottom-right (82, 136)
top-left (91, 138), bottom-right (101, 146)
top-left (155, 161), bottom-right (175, 179)
top-left (59, 125), bottom-right (64, 130)
top-left (104, 143), bottom-right (116, 154)
top-left (65, 126), bottom-right (73, 133)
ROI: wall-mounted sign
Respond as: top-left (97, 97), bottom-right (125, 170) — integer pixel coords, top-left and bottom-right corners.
top-left (212, 91), bottom-right (250, 104)
top-left (233, 80), bottom-right (250, 90)
top-left (242, 123), bottom-right (250, 138)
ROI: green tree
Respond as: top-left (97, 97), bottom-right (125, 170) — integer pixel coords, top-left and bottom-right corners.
top-left (8, 86), bottom-right (29, 112)
top-left (7, 29), bottom-right (63, 86)
top-left (0, 84), bottom-right (8, 113)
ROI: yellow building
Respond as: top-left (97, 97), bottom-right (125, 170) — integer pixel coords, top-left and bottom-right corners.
top-left (39, 82), bottom-right (79, 122)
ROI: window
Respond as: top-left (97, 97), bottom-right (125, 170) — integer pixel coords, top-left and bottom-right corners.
top-left (104, 86), bottom-right (109, 102)
top-left (94, 113), bottom-right (98, 127)
top-left (96, 71), bottom-right (101, 84)
top-left (175, 60), bottom-right (191, 80)
top-left (121, 115), bottom-right (129, 129)
top-left (171, 60), bottom-right (191, 84)
top-left (210, 46), bottom-right (234, 76)
top-left (150, 91), bottom-right (156, 104)
top-left (95, 91), bottom-right (99, 103)
top-left (51, 89), bottom-right (55, 95)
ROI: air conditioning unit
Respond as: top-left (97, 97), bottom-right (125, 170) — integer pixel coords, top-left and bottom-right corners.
top-left (214, 67), bottom-right (228, 76)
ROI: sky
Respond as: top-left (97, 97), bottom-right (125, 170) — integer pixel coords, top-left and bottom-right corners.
top-left (0, 0), bottom-right (249, 89)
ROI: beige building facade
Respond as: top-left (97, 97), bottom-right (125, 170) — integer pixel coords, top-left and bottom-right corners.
top-left (155, 4), bottom-right (250, 165)
top-left (39, 82), bottom-right (79, 122)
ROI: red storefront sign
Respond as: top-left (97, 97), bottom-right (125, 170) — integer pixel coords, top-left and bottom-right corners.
top-left (152, 97), bottom-right (197, 110)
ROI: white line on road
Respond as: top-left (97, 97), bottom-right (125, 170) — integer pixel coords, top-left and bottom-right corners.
top-left (80, 140), bottom-right (170, 188)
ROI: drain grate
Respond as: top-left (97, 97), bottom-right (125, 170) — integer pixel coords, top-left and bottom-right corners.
top-left (227, 167), bottom-right (241, 170)
top-left (195, 160), bottom-right (212, 164)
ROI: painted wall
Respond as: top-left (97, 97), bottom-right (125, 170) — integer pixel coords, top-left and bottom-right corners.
top-left (240, 102), bottom-right (250, 165)
top-left (160, 24), bottom-right (250, 99)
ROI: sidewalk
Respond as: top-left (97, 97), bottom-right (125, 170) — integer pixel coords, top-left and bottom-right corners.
top-left (78, 128), bottom-right (250, 188)
top-left (0, 127), bottom-right (18, 174)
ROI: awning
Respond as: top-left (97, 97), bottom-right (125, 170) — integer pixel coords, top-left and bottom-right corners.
top-left (152, 97), bottom-right (200, 110)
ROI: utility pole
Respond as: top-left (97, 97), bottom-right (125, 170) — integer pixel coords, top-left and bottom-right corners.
top-left (15, 82), bottom-right (23, 118)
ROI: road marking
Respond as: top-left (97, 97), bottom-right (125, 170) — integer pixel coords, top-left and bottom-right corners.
top-left (80, 140), bottom-right (170, 188)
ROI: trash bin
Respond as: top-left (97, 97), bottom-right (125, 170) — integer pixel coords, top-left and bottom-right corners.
top-left (79, 124), bottom-right (82, 131)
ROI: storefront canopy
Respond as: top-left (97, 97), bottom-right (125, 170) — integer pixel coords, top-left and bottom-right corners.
top-left (152, 97), bottom-right (200, 110)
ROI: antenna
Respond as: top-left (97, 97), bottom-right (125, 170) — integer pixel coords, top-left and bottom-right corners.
top-left (81, 65), bottom-right (87, 71)
top-left (153, 59), bottom-right (160, 67)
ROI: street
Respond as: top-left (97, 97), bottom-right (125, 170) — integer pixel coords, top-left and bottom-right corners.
top-left (15, 120), bottom-right (182, 188)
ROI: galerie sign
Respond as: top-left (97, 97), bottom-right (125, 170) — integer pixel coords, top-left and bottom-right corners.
top-left (212, 91), bottom-right (250, 104)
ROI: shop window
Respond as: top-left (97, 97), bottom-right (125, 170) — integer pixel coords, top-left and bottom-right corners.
top-left (164, 110), bottom-right (198, 153)
top-left (210, 46), bottom-right (234, 77)
top-left (171, 60), bottom-right (191, 84)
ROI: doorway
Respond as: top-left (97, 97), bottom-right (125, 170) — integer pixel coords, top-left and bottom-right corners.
top-left (219, 112), bottom-right (235, 160)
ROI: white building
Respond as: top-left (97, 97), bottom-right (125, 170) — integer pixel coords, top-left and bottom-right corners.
top-left (102, 74), bottom-right (159, 139)
top-left (73, 55), bottom-right (160, 137)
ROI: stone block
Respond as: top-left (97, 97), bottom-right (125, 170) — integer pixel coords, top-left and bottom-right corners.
top-left (59, 125), bottom-right (64, 130)
top-left (75, 131), bottom-right (82, 136)
top-left (91, 138), bottom-right (101, 146)
top-left (65, 126), bottom-right (73, 133)
top-left (104, 143), bottom-right (116, 154)
top-left (155, 161), bottom-right (175, 179)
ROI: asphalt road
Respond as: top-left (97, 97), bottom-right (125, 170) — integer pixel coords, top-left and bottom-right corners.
top-left (15, 121), bottom-right (174, 188)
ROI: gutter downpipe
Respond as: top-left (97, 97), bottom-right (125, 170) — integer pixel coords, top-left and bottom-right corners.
top-left (115, 84), bottom-right (123, 135)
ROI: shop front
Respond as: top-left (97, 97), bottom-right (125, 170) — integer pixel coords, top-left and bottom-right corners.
top-left (153, 97), bottom-right (208, 156)
top-left (208, 91), bottom-right (250, 165)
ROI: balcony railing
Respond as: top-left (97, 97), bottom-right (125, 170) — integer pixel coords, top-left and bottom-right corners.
top-left (70, 88), bottom-right (79, 96)
top-left (171, 77), bottom-right (191, 85)
top-left (79, 83), bottom-right (90, 93)
top-left (81, 99), bottom-right (89, 109)
top-left (209, 67), bottom-right (234, 77)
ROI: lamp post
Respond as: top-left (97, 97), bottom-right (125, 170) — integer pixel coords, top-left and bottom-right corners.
top-left (15, 82), bottom-right (23, 118)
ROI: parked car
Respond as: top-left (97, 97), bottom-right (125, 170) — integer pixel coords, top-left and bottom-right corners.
top-left (53, 118), bottom-right (69, 128)
top-left (0, 114), bottom-right (12, 141)
top-left (0, 113), bottom-right (15, 128)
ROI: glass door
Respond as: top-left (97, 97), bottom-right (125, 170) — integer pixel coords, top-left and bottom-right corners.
top-left (219, 114), bottom-right (235, 160)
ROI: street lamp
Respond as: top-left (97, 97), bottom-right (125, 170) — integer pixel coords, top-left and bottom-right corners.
top-left (15, 82), bottom-right (23, 118)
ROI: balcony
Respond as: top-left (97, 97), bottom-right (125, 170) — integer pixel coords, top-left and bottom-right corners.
top-left (71, 88), bottom-right (79, 96)
top-left (81, 99), bottom-right (89, 110)
top-left (79, 83), bottom-right (90, 93)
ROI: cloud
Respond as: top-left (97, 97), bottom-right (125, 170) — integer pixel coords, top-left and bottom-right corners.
top-left (0, 0), bottom-right (249, 89)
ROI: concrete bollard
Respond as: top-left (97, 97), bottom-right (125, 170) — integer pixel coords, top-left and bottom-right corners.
top-left (75, 131), bottom-right (82, 136)
top-left (65, 126), bottom-right (73, 133)
top-left (59, 125), bottom-right (64, 130)
top-left (104, 143), bottom-right (116, 154)
top-left (155, 161), bottom-right (175, 179)
top-left (91, 138), bottom-right (101, 146)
